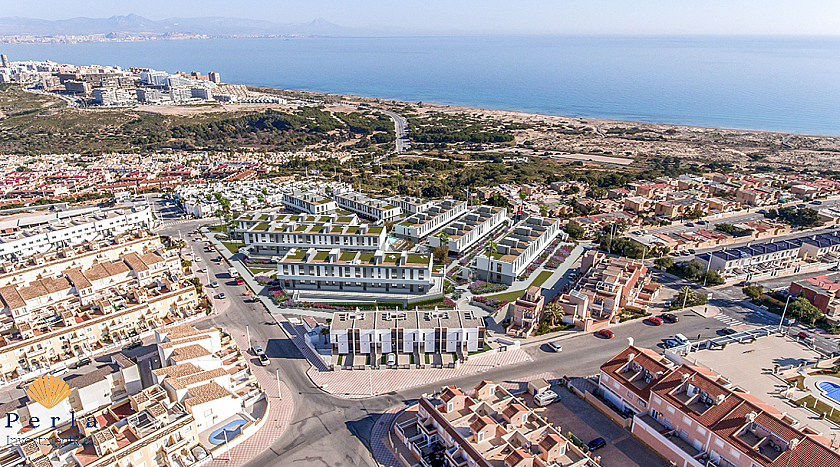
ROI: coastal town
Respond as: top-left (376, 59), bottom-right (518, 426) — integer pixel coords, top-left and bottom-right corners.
top-left (1, 51), bottom-right (840, 467)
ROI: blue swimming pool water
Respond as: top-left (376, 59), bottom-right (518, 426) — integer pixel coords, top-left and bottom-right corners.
top-left (818, 381), bottom-right (840, 403)
top-left (208, 419), bottom-right (247, 445)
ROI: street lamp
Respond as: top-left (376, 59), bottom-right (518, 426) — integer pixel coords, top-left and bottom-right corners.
top-left (779, 294), bottom-right (792, 332)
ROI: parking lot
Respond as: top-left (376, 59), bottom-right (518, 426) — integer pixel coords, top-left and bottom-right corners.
top-left (690, 334), bottom-right (840, 438)
top-left (522, 385), bottom-right (671, 467)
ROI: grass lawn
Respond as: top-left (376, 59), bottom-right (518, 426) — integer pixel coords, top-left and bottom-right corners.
top-left (468, 343), bottom-right (492, 356)
top-left (222, 242), bottom-right (245, 254)
top-left (798, 395), bottom-right (840, 424)
top-left (531, 271), bottom-right (555, 288)
top-left (206, 224), bottom-right (224, 233)
top-left (485, 271), bottom-right (556, 302)
top-left (248, 267), bottom-right (275, 274)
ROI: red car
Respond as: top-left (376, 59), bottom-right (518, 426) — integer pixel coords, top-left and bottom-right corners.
top-left (648, 316), bottom-right (664, 326)
top-left (797, 331), bottom-right (814, 341)
top-left (596, 329), bottom-right (615, 339)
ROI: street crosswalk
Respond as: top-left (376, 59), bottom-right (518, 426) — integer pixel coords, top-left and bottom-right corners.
top-left (714, 313), bottom-right (748, 327)
top-left (152, 219), bottom-right (199, 231)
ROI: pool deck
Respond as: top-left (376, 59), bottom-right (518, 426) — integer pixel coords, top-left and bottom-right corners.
top-left (199, 412), bottom-right (255, 453)
top-left (805, 375), bottom-right (840, 410)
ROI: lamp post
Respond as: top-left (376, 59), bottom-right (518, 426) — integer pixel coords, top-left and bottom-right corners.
top-left (779, 294), bottom-right (792, 332)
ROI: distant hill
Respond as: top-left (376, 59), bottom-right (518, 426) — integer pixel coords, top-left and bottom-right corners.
top-left (0, 14), bottom-right (352, 37)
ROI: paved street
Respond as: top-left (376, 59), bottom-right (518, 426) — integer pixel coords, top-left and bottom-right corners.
top-left (149, 194), bottom-right (776, 467)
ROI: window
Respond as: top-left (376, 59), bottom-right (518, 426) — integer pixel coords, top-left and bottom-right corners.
top-left (204, 409), bottom-right (213, 416)
top-left (446, 402), bottom-right (453, 412)
top-left (666, 405), bottom-right (675, 414)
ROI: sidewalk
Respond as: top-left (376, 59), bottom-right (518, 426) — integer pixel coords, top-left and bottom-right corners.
top-left (203, 324), bottom-right (295, 467)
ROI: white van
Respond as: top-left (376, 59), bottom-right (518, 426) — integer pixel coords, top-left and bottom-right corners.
top-left (386, 353), bottom-right (396, 366)
top-left (674, 333), bottom-right (690, 345)
top-left (534, 390), bottom-right (559, 407)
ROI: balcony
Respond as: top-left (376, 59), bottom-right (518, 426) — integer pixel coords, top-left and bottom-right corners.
top-left (445, 446), bottom-right (468, 467)
top-left (634, 413), bottom-right (704, 467)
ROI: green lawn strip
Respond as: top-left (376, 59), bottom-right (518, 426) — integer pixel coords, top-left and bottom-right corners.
top-left (486, 271), bottom-right (555, 302)
top-left (222, 242), bottom-right (245, 254)
top-left (248, 267), bottom-right (275, 274)
top-left (797, 395), bottom-right (840, 424)
top-left (531, 271), bottom-right (555, 288)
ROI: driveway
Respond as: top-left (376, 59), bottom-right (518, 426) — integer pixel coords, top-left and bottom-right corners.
top-left (527, 386), bottom-right (671, 467)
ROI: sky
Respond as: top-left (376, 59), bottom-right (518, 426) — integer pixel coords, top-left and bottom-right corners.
top-left (3, 0), bottom-right (839, 36)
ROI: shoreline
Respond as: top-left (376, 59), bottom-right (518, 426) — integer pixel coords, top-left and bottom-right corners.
top-left (249, 86), bottom-right (838, 139)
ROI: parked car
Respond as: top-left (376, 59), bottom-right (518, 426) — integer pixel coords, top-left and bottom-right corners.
top-left (686, 222), bottom-right (695, 227)
top-left (647, 316), bottom-right (664, 326)
top-left (124, 340), bottom-right (142, 350)
top-left (534, 390), bottom-right (560, 407)
top-left (681, 250), bottom-right (691, 256)
top-left (688, 249), bottom-right (696, 254)
top-left (587, 437), bottom-right (607, 451)
top-left (548, 341), bottom-right (563, 352)
top-left (70, 357), bottom-right (92, 369)
top-left (721, 328), bottom-right (737, 335)
top-left (387, 353), bottom-right (397, 366)
top-left (252, 344), bottom-right (264, 355)
top-left (674, 333), bottom-right (690, 345)
top-left (660, 313), bottom-right (679, 323)
top-left (663, 339), bottom-right (680, 348)
top-left (812, 200), bottom-right (823, 205)
top-left (596, 329), bottom-right (615, 339)
top-left (49, 365), bottom-right (68, 377)
top-left (218, 292), bottom-right (226, 299)
top-left (697, 220), bottom-right (707, 225)
top-left (235, 277), bottom-right (245, 284)
top-left (210, 281), bottom-right (218, 288)
top-left (258, 354), bottom-right (270, 366)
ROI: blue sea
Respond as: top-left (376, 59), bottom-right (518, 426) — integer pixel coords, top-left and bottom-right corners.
top-left (3, 35), bottom-right (840, 135)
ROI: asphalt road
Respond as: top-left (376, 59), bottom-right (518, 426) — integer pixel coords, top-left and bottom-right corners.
top-left (379, 109), bottom-right (410, 153)
top-left (149, 195), bottom-right (774, 467)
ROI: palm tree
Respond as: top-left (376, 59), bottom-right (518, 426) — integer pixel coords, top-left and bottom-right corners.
top-left (484, 240), bottom-right (498, 283)
top-left (543, 303), bottom-right (562, 327)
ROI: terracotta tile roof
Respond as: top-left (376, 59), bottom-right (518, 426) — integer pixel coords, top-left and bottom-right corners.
top-left (167, 367), bottom-right (229, 390)
top-left (183, 381), bottom-right (232, 408)
top-left (151, 362), bottom-right (201, 379)
top-left (169, 344), bottom-right (212, 362)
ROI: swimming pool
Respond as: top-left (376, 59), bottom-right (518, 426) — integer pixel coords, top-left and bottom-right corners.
top-left (208, 419), bottom-right (247, 445)
top-left (818, 381), bottom-right (840, 404)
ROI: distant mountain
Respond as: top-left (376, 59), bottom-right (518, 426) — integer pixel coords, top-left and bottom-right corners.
top-left (0, 14), bottom-right (352, 37)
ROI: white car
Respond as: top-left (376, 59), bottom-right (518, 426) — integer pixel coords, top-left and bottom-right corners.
top-left (548, 341), bottom-right (563, 352)
top-left (534, 390), bottom-right (560, 407)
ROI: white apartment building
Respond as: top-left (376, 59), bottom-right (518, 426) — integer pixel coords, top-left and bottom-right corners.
top-left (283, 190), bottom-right (337, 215)
top-left (388, 196), bottom-right (434, 215)
top-left (394, 199), bottom-right (468, 242)
top-left (475, 216), bottom-right (566, 285)
top-left (329, 308), bottom-right (485, 357)
top-left (428, 205), bottom-right (508, 253)
top-left (334, 191), bottom-right (402, 222)
top-left (0, 207), bottom-right (153, 262)
top-left (241, 216), bottom-right (387, 255)
top-left (277, 248), bottom-right (434, 295)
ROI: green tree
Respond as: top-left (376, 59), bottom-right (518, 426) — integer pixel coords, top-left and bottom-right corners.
top-left (742, 285), bottom-right (763, 300)
top-left (565, 221), bottom-right (585, 240)
top-left (790, 296), bottom-right (823, 325)
top-left (655, 257), bottom-right (675, 270)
